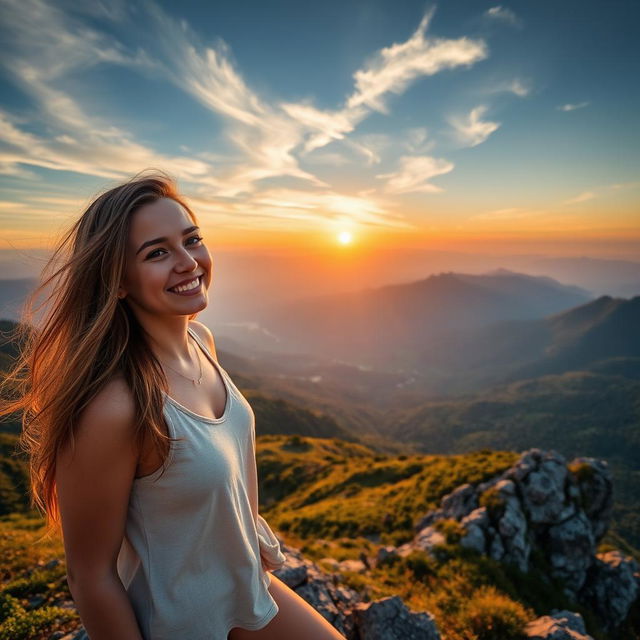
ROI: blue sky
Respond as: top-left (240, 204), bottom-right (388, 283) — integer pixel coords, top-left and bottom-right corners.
top-left (0, 0), bottom-right (638, 256)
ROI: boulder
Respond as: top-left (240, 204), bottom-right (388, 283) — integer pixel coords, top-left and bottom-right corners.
top-left (348, 595), bottom-right (441, 640)
top-left (579, 549), bottom-right (640, 631)
top-left (546, 511), bottom-right (595, 596)
top-left (523, 609), bottom-right (592, 639)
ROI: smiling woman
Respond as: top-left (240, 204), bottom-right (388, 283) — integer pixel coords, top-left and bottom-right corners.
top-left (0, 170), bottom-right (346, 640)
top-left (117, 197), bottom-right (212, 321)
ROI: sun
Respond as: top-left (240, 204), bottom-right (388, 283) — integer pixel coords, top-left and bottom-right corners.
top-left (337, 230), bottom-right (353, 245)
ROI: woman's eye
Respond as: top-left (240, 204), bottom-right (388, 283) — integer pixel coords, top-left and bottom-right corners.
top-left (145, 237), bottom-right (203, 260)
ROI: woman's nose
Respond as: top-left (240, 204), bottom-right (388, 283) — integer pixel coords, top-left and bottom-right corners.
top-left (174, 248), bottom-right (198, 271)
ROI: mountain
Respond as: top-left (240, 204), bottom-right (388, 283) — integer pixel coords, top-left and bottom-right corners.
top-left (507, 295), bottom-right (640, 381)
top-left (409, 294), bottom-right (640, 395)
top-left (256, 270), bottom-right (593, 370)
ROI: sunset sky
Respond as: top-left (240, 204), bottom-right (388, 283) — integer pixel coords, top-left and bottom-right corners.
top-left (0, 0), bottom-right (638, 260)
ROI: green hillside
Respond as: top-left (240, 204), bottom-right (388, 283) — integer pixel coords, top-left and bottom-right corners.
top-left (1, 436), bottom-right (637, 639)
top-left (389, 369), bottom-right (640, 548)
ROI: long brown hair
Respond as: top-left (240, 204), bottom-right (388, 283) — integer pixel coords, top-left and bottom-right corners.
top-left (0, 170), bottom-right (198, 539)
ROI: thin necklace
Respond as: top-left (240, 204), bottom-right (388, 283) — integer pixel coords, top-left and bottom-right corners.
top-left (158, 336), bottom-right (203, 386)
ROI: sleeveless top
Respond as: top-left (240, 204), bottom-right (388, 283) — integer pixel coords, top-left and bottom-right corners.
top-left (114, 327), bottom-right (287, 640)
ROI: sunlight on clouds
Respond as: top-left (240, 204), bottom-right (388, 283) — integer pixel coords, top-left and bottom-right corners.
top-left (188, 188), bottom-right (415, 230)
top-left (557, 102), bottom-right (590, 112)
top-left (302, 152), bottom-right (350, 167)
top-left (280, 103), bottom-right (366, 153)
top-left (376, 156), bottom-right (454, 194)
top-left (347, 7), bottom-right (488, 113)
top-left (0, 0), bottom-right (521, 239)
top-left (447, 105), bottom-right (500, 147)
top-left (283, 5), bottom-right (487, 162)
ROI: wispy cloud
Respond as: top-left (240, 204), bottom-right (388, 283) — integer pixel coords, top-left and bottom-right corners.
top-left (609, 181), bottom-right (640, 190)
top-left (557, 102), bottom-right (590, 112)
top-left (0, 0), bottom-right (218, 185)
top-left (284, 5), bottom-right (488, 161)
top-left (0, 0), bottom-right (497, 234)
top-left (563, 191), bottom-right (596, 205)
top-left (447, 105), bottom-right (500, 147)
top-left (188, 188), bottom-right (416, 230)
top-left (485, 6), bottom-right (522, 28)
top-left (347, 7), bottom-right (488, 113)
top-left (470, 207), bottom-right (539, 221)
top-left (376, 155), bottom-right (454, 194)
top-left (487, 78), bottom-right (531, 97)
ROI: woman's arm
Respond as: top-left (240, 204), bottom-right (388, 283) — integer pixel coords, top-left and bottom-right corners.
top-left (56, 377), bottom-right (144, 640)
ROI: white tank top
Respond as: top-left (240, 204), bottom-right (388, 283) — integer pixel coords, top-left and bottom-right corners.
top-left (114, 327), bottom-right (286, 640)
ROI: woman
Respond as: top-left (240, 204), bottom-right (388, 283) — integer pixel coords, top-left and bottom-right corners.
top-left (0, 171), bottom-right (346, 640)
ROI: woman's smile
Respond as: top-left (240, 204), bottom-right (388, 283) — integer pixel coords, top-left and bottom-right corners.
top-left (167, 275), bottom-right (203, 296)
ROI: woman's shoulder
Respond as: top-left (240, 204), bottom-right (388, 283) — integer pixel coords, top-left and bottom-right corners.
top-left (188, 320), bottom-right (218, 360)
top-left (79, 375), bottom-right (135, 429)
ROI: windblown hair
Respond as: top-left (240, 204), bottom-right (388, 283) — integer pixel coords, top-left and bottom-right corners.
top-left (0, 170), bottom-right (197, 539)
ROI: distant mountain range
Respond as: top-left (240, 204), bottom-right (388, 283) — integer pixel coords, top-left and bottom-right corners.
top-left (255, 269), bottom-right (593, 370)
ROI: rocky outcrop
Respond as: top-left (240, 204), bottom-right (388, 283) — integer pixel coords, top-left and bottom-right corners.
top-left (273, 542), bottom-right (441, 639)
top-left (524, 609), bottom-right (593, 639)
top-left (579, 550), bottom-right (640, 631)
top-left (349, 595), bottom-right (440, 640)
top-left (384, 448), bottom-right (638, 633)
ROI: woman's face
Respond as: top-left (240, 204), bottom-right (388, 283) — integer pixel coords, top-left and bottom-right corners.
top-left (118, 197), bottom-right (212, 319)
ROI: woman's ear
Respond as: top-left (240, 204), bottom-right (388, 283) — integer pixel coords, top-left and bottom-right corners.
top-left (117, 286), bottom-right (127, 300)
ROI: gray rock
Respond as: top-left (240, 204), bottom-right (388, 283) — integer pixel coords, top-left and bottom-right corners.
top-left (568, 458), bottom-right (613, 542)
top-left (549, 610), bottom-right (588, 635)
top-left (498, 498), bottom-right (531, 572)
top-left (348, 595), bottom-right (440, 640)
top-left (519, 455), bottom-right (575, 525)
top-left (408, 447), bottom-right (628, 630)
top-left (376, 545), bottom-right (398, 566)
top-left (440, 483), bottom-right (478, 520)
top-left (272, 543), bottom-right (442, 639)
top-left (491, 479), bottom-right (531, 572)
top-left (338, 559), bottom-right (368, 573)
top-left (546, 511), bottom-right (595, 595)
top-left (488, 527), bottom-right (506, 562)
top-left (413, 526), bottom-right (447, 554)
top-left (523, 609), bottom-right (593, 639)
top-left (579, 549), bottom-right (640, 631)
top-left (459, 507), bottom-right (489, 554)
top-left (294, 570), bottom-right (350, 636)
top-left (414, 508), bottom-right (445, 532)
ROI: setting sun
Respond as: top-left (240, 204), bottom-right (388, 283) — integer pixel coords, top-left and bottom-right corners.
top-left (338, 231), bottom-right (353, 245)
